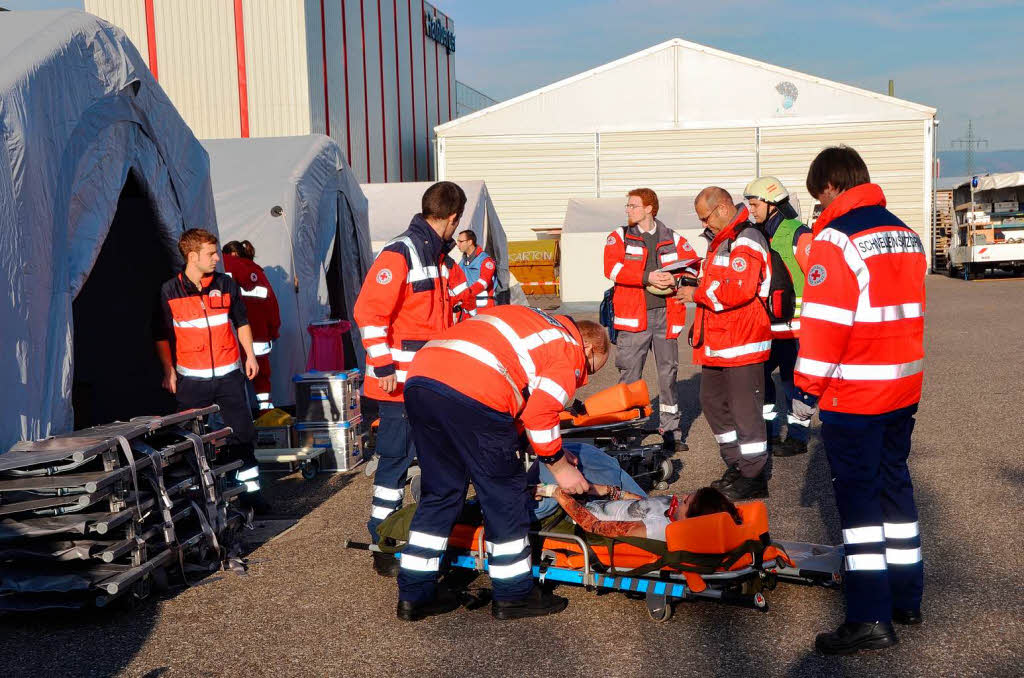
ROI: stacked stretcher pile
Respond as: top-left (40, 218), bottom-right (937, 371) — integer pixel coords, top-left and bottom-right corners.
top-left (0, 408), bottom-right (247, 613)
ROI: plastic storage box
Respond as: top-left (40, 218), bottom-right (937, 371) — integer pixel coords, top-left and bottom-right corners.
top-left (293, 370), bottom-right (362, 423)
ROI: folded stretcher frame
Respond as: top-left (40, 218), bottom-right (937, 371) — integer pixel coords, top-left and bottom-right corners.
top-left (0, 408), bottom-right (248, 613)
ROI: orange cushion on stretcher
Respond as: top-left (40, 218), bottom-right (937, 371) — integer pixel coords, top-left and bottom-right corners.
top-left (583, 380), bottom-right (650, 416)
top-left (560, 405), bottom-right (652, 428)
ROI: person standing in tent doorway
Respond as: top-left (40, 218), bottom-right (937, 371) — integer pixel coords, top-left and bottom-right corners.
top-left (222, 240), bottom-right (281, 412)
top-left (450, 229), bottom-right (496, 318)
top-left (604, 188), bottom-right (701, 455)
top-left (354, 181), bottom-right (464, 576)
top-left (155, 229), bottom-right (268, 513)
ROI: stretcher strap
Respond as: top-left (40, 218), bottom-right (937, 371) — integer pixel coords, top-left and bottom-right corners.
top-left (114, 436), bottom-right (144, 523)
top-left (616, 532), bottom-right (772, 577)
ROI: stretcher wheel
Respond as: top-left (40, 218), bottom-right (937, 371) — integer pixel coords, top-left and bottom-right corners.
top-left (301, 458), bottom-right (320, 480)
top-left (655, 480), bottom-right (669, 491)
top-left (364, 456), bottom-right (378, 477)
top-left (753, 592), bottom-right (768, 612)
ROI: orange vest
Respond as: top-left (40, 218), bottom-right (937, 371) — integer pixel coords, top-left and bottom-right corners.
top-left (166, 273), bottom-right (241, 378)
top-left (603, 220), bottom-right (699, 338)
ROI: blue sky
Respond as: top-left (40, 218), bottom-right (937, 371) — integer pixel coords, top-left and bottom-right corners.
top-left (8, 0), bottom-right (1022, 149)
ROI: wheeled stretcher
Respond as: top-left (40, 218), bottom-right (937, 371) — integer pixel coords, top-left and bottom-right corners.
top-left (560, 380), bottom-right (674, 490)
top-left (349, 500), bottom-right (842, 621)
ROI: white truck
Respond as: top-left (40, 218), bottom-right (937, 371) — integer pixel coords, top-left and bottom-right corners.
top-left (947, 172), bottom-right (1024, 279)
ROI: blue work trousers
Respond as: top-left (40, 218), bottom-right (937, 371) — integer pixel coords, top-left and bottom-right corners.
top-left (763, 338), bottom-right (809, 443)
top-left (398, 379), bottom-right (533, 603)
top-left (367, 400), bottom-right (417, 542)
top-left (821, 404), bottom-right (924, 623)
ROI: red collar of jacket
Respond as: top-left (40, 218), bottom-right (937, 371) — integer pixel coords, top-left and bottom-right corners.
top-left (706, 204), bottom-right (751, 254)
top-left (813, 183), bottom-right (886, 235)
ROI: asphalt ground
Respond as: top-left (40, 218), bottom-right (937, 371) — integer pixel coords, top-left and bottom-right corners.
top-left (2, 275), bottom-right (1023, 677)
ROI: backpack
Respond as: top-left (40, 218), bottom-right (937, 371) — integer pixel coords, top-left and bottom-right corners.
top-left (600, 288), bottom-right (619, 345)
top-left (759, 236), bottom-right (797, 325)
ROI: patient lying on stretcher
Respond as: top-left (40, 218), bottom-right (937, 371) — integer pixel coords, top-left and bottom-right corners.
top-left (548, 485), bottom-right (742, 541)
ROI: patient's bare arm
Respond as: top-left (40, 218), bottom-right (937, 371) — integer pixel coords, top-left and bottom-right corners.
top-left (553, 489), bottom-right (648, 539)
top-left (588, 484), bottom-right (644, 501)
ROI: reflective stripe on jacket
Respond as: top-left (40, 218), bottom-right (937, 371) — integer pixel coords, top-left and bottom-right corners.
top-left (407, 305), bottom-right (588, 461)
top-left (690, 205), bottom-right (772, 367)
top-left (353, 216), bottom-right (453, 402)
top-left (795, 183), bottom-right (926, 415)
top-left (603, 219), bottom-right (700, 338)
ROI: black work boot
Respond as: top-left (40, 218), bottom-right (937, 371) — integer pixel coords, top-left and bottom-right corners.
top-left (372, 551), bottom-right (400, 578)
top-left (721, 473), bottom-right (769, 500)
top-left (492, 586), bottom-right (568, 620)
top-left (661, 431), bottom-right (689, 454)
top-left (396, 586), bottom-right (462, 622)
top-left (815, 621), bottom-right (898, 655)
top-left (710, 465), bottom-right (741, 490)
top-left (892, 608), bottom-right (923, 625)
top-left (773, 438), bottom-right (808, 458)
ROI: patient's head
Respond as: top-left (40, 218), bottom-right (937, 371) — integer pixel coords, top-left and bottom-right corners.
top-left (680, 487), bottom-right (742, 525)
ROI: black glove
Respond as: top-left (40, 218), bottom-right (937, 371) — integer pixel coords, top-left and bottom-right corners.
top-left (568, 399), bottom-right (588, 416)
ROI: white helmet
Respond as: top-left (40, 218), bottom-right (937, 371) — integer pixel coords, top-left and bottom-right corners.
top-left (744, 176), bottom-right (799, 219)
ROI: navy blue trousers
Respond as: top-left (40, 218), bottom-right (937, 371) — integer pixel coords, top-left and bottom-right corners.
top-left (763, 338), bottom-right (809, 443)
top-left (821, 404), bottom-right (924, 623)
top-left (398, 378), bottom-right (533, 603)
top-left (367, 399), bottom-right (417, 542)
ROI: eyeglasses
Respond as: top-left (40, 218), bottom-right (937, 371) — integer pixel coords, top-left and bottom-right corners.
top-left (625, 203), bottom-right (645, 211)
top-left (697, 204), bottom-right (721, 224)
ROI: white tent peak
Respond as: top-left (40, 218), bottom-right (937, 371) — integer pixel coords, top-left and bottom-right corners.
top-left (437, 38), bottom-right (934, 136)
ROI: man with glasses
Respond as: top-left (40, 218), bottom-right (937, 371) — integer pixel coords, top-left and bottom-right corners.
top-left (676, 187), bottom-right (772, 500)
top-left (450, 229), bottom-right (496, 318)
top-left (604, 188), bottom-right (700, 455)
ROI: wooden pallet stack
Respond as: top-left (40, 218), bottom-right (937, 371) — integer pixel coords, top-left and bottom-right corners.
top-left (0, 408), bottom-right (247, 613)
top-left (932, 190), bottom-right (954, 272)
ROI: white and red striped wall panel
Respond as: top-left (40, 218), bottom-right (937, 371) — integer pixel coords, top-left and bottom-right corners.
top-left (85, 0), bottom-right (456, 183)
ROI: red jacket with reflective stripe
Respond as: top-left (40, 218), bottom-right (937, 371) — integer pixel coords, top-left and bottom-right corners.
top-left (353, 217), bottom-right (453, 402)
top-left (407, 306), bottom-right (588, 461)
top-left (451, 246), bottom-right (497, 317)
top-left (690, 206), bottom-right (772, 367)
top-left (222, 254), bottom-right (281, 343)
top-left (603, 220), bottom-right (699, 338)
top-left (160, 272), bottom-right (248, 378)
top-left (795, 184), bottom-right (926, 415)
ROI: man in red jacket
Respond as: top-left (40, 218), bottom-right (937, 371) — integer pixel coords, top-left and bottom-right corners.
top-left (791, 146), bottom-right (926, 655)
top-left (677, 187), bottom-right (772, 500)
top-left (395, 306), bottom-right (608, 622)
top-left (604, 188), bottom-right (700, 454)
top-left (354, 182), bottom-right (464, 576)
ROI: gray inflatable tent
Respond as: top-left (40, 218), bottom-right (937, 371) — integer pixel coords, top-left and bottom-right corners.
top-left (0, 10), bottom-right (217, 451)
top-left (203, 135), bottom-right (373, 406)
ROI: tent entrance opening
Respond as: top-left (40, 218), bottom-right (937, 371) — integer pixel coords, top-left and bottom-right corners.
top-left (72, 173), bottom-right (177, 429)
